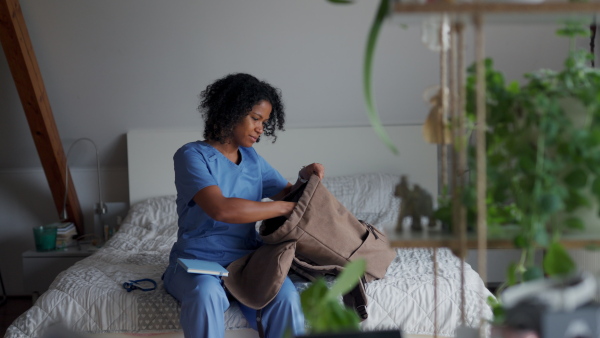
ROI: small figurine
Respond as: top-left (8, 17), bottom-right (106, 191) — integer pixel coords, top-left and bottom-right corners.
top-left (395, 176), bottom-right (435, 232)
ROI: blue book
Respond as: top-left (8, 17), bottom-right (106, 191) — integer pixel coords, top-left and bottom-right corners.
top-left (177, 258), bottom-right (229, 277)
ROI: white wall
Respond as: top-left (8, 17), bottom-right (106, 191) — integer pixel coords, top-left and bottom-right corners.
top-left (0, 0), bottom-right (580, 294)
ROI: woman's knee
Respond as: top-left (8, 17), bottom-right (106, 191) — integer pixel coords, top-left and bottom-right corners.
top-left (167, 269), bottom-right (227, 305)
top-left (271, 278), bottom-right (301, 307)
top-left (188, 276), bottom-right (227, 301)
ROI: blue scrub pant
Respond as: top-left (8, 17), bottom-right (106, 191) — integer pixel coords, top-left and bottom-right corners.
top-left (163, 264), bottom-right (305, 338)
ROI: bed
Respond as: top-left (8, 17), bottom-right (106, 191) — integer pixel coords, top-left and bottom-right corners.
top-left (6, 125), bottom-right (493, 338)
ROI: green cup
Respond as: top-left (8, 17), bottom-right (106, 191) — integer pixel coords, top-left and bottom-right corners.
top-left (33, 225), bottom-right (57, 252)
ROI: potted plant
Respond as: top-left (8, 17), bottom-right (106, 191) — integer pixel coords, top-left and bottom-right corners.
top-left (420, 21), bottom-right (600, 329)
top-left (433, 20), bottom-right (600, 297)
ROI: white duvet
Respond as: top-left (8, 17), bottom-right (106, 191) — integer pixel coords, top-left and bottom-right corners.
top-left (6, 174), bottom-right (492, 338)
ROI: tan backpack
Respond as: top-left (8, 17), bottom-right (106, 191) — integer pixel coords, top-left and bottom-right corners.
top-left (224, 175), bottom-right (396, 321)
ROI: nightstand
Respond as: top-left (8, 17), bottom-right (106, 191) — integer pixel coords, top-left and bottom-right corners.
top-left (22, 244), bottom-right (97, 299)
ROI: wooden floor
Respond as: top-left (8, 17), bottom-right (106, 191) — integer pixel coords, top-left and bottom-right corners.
top-left (0, 296), bottom-right (33, 336)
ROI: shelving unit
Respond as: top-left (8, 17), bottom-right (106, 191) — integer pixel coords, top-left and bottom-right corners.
top-left (393, 2), bottom-right (600, 14)
top-left (386, 3), bottom-right (600, 335)
top-left (387, 228), bottom-right (600, 249)
top-left (392, 1), bottom-right (600, 23)
top-left (388, 0), bottom-right (600, 254)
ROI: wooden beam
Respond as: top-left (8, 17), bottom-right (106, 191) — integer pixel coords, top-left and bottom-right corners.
top-left (0, 0), bottom-right (84, 235)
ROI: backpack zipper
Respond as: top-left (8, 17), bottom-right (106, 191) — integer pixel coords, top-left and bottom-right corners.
top-left (364, 221), bottom-right (379, 239)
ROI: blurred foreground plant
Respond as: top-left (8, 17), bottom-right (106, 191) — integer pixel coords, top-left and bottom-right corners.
top-left (300, 259), bottom-right (366, 334)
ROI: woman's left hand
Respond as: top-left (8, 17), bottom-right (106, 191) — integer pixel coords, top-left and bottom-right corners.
top-left (299, 163), bottom-right (325, 181)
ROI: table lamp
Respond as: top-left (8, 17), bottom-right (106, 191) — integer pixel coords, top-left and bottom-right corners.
top-left (60, 137), bottom-right (107, 239)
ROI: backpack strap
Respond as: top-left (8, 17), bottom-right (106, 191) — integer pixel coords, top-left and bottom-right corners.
top-left (291, 256), bottom-right (344, 280)
top-left (343, 278), bottom-right (369, 320)
top-left (256, 308), bottom-right (265, 338)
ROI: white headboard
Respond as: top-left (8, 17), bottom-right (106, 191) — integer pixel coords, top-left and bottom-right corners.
top-left (127, 125), bottom-right (438, 205)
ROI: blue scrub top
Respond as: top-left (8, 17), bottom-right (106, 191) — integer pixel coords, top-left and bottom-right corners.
top-left (168, 141), bottom-right (288, 267)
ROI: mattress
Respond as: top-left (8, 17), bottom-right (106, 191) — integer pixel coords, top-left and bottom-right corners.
top-left (6, 174), bottom-right (493, 338)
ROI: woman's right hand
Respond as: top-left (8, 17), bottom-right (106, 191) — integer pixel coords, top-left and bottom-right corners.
top-left (283, 201), bottom-right (297, 218)
top-left (299, 163), bottom-right (325, 181)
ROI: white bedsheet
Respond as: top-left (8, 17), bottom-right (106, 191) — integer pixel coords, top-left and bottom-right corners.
top-left (6, 174), bottom-right (492, 338)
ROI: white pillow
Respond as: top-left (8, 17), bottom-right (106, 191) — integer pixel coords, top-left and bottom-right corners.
top-left (321, 173), bottom-right (401, 231)
top-left (133, 174), bottom-right (403, 233)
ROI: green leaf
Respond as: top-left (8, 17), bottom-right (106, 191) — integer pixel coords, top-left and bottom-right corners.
top-left (313, 300), bottom-right (360, 333)
top-left (364, 0), bottom-right (398, 155)
top-left (523, 266), bottom-right (544, 281)
top-left (327, 259), bottom-right (366, 301)
top-left (300, 278), bottom-right (329, 312)
top-left (565, 189), bottom-right (591, 212)
top-left (538, 193), bottom-right (564, 214)
top-left (588, 129), bottom-right (600, 147)
top-left (563, 168), bottom-right (588, 189)
top-left (506, 263), bottom-right (518, 286)
top-left (507, 81), bottom-right (520, 94)
top-left (513, 234), bottom-right (528, 249)
top-left (591, 177), bottom-right (600, 200)
top-left (564, 217), bottom-right (585, 231)
top-left (585, 244), bottom-right (600, 251)
top-left (534, 228), bottom-right (549, 247)
top-left (327, 302), bottom-right (361, 331)
top-left (487, 296), bottom-right (506, 324)
top-left (543, 242), bottom-right (576, 276)
top-left (518, 156), bottom-right (536, 173)
top-left (300, 261), bottom-right (364, 334)
top-left (433, 204), bottom-right (452, 229)
top-left (556, 20), bottom-right (591, 38)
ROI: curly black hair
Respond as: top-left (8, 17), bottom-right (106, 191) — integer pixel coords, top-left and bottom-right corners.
top-left (199, 73), bottom-right (285, 143)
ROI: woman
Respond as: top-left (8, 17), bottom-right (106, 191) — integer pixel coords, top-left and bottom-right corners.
top-left (163, 73), bottom-right (325, 338)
